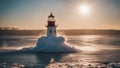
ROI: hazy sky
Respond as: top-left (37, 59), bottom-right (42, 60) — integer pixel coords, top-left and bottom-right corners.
top-left (0, 0), bottom-right (120, 29)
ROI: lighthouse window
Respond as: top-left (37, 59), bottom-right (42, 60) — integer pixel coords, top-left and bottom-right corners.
top-left (55, 30), bottom-right (56, 33)
top-left (49, 30), bottom-right (52, 33)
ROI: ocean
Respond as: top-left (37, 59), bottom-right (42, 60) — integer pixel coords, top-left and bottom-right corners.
top-left (0, 35), bottom-right (120, 68)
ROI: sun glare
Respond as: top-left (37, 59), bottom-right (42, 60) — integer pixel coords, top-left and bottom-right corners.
top-left (81, 46), bottom-right (97, 52)
top-left (79, 4), bottom-right (91, 15)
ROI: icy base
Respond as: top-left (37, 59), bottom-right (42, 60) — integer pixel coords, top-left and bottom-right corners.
top-left (20, 36), bottom-right (78, 53)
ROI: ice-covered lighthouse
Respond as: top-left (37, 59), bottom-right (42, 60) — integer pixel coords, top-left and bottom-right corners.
top-left (32, 13), bottom-right (77, 52)
top-left (46, 13), bottom-right (57, 37)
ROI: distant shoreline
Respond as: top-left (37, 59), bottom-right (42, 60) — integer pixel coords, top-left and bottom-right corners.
top-left (0, 29), bottom-right (120, 36)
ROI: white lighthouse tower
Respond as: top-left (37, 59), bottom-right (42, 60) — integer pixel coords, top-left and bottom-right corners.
top-left (46, 13), bottom-right (57, 37)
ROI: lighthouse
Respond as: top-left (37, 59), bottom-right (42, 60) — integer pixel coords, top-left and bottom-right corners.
top-left (46, 13), bottom-right (57, 37)
top-left (32, 13), bottom-right (77, 52)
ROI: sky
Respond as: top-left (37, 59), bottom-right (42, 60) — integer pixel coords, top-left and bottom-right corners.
top-left (0, 0), bottom-right (120, 30)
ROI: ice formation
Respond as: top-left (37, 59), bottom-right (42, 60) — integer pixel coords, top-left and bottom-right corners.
top-left (19, 36), bottom-right (78, 53)
top-left (32, 36), bottom-right (77, 52)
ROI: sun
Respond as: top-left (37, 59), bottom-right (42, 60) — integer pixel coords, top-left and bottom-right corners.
top-left (79, 4), bottom-right (91, 15)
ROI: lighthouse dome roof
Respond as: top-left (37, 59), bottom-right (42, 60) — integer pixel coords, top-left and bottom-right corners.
top-left (48, 13), bottom-right (55, 18)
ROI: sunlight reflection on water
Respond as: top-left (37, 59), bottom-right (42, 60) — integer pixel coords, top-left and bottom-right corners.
top-left (67, 35), bottom-right (120, 52)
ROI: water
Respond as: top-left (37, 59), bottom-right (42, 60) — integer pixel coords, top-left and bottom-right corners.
top-left (0, 35), bottom-right (120, 68)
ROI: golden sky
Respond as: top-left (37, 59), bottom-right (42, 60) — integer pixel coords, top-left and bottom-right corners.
top-left (0, 0), bottom-right (120, 29)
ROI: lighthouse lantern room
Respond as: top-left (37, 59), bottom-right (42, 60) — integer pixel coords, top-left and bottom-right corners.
top-left (46, 13), bottom-right (57, 37)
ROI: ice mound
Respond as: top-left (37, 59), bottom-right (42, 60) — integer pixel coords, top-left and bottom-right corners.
top-left (18, 36), bottom-right (78, 53)
top-left (32, 36), bottom-right (77, 52)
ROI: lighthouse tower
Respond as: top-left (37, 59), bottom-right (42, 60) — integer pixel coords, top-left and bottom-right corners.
top-left (46, 13), bottom-right (57, 37)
